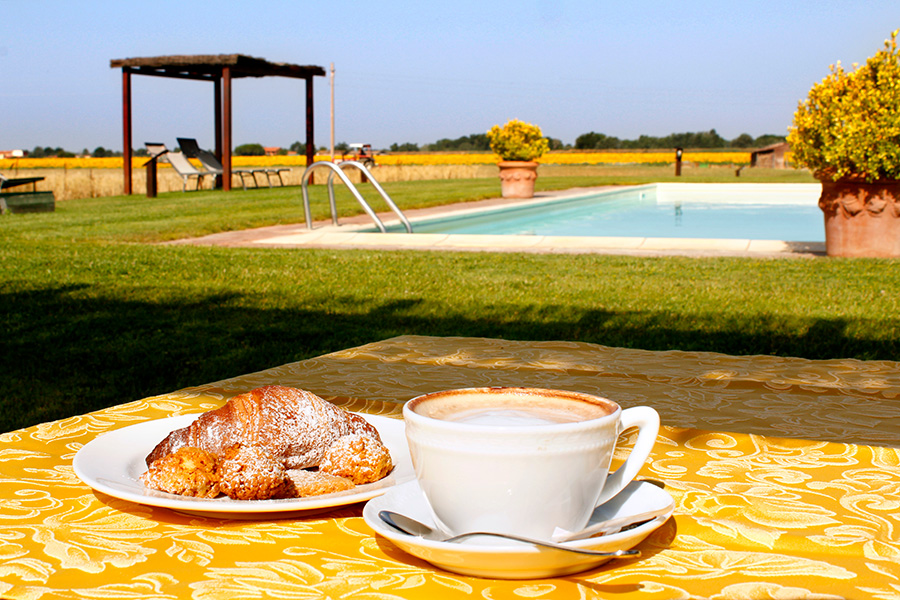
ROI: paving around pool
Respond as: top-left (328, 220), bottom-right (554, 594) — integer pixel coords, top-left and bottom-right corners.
top-left (167, 184), bottom-right (827, 258)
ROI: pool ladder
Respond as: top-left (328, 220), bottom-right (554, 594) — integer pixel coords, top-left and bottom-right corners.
top-left (300, 161), bottom-right (412, 233)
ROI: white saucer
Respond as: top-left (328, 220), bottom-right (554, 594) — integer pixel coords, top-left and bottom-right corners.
top-left (363, 479), bottom-right (674, 579)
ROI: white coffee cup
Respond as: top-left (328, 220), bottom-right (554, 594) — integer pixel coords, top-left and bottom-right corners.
top-left (403, 387), bottom-right (659, 539)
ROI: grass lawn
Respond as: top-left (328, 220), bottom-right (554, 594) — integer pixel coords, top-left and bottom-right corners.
top-left (1, 169), bottom-right (897, 433)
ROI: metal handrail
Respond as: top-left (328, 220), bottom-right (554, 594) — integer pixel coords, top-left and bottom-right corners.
top-left (331, 161), bottom-right (413, 233)
top-left (300, 161), bottom-right (412, 233)
top-left (301, 161), bottom-right (385, 231)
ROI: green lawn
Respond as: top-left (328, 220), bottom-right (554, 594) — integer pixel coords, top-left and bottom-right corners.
top-left (1, 170), bottom-right (896, 433)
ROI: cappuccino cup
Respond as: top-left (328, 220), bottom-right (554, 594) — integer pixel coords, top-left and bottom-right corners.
top-left (403, 387), bottom-right (659, 539)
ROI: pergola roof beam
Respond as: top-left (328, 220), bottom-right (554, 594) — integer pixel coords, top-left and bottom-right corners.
top-left (123, 66), bottom-right (217, 82)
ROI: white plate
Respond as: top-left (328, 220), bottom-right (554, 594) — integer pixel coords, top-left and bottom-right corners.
top-left (363, 479), bottom-right (674, 579)
top-left (74, 412), bottom-right (414, 518)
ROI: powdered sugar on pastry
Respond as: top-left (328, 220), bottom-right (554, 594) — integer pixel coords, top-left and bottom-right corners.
top-left (140, 447), bottom-right (220, 498)
top-left (218, 445), bottom-right (292, 500)
top-left (145, 386), bottom-right (380, 470)
top-left (141, 386), bottom-right (394, 500)
top-left (320, 434), bottom-right (393, 484)
top-left (286, 469), bottom-right (355, 496)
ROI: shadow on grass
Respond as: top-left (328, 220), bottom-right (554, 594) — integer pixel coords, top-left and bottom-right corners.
top-left (2, 284), bottom-right (896, 433)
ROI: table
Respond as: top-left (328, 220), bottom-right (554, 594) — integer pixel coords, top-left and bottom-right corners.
top-left (2, 335), bottom-right (899, 599)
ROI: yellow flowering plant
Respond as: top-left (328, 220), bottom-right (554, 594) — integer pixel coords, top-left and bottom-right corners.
top-left (788, 30), bottom-right (900, 182)
top-left (486, 119), bottom-right (550, 162)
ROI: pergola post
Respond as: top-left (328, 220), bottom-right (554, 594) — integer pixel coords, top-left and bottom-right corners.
top-left (214, 76), bottom-right (223, 189)
top-left (222, 66), bottom-right (232, 191)
top-left (122, 68), bottom-right (133, 195)
top-left (306, 75), bottom-right (315, 183)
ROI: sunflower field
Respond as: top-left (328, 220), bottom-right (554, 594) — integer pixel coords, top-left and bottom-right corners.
top-left (0, 150), bottom-right (758, 171)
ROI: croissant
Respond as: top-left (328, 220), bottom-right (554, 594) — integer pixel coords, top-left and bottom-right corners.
top-left (145, 385), bottom-right (379, 470)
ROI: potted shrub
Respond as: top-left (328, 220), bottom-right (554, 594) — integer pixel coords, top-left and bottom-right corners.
top-left (486, 119), bottom-right (550, 199)
top-left (787, 30), bottom-right (900, 257)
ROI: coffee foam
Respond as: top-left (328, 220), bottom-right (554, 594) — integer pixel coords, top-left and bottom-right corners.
top-left (412, 389), bottom-right (615, 426)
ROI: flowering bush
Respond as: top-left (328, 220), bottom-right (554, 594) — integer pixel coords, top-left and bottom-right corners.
top-left (788, 30), bottom-right (900, 182)
top-left (486, 119), bottom-right (550, 162)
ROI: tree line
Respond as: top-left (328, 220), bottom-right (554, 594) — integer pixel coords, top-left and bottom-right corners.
top-left (17, 129), bottom-right (788, 159)
top-left (387, 130), bottom-right (786, 152)
top-left (573, 130), bottom-right (785, 150)
top-left (26, 146), bottom-right (121, 158)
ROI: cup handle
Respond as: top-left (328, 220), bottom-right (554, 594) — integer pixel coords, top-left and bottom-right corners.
top-left (595, 406), bottom-right (660, 506)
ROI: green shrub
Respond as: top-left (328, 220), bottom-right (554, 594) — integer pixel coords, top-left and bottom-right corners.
top-left (788, 30), bottom-right (900, 182)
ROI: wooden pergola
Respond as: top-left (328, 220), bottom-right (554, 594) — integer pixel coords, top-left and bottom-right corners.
top-left (110, 54), bottom-right (326, 194)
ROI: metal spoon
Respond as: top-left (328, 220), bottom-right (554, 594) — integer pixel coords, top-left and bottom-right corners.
top-left (378, 510), bottom-right (641, 558)
top-left (553, 501), bottom-right (675, 542)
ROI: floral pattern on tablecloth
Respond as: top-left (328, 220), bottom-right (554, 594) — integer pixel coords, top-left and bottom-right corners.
top-left (2, 335), bottom-right (899, 599)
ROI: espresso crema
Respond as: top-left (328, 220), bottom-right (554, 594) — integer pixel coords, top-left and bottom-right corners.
top-left (411, 388), bottom-right (615, 426)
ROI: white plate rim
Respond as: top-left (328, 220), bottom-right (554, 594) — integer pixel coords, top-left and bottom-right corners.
top-left (73, 412), bottom-right (414, 514)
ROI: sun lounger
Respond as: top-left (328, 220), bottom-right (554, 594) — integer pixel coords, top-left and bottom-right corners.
top-left (1, 173), bottom-right (54, 214)
top-left (177, 137), bottom-right (290, 188)
top-left (145, 142), bottom-right (211, 192)
top-left (145, 143), bottom-right (168, 161)
top-left (176, 138), bottom-right (262, 191)
top-left (1, 173), bottom-right (45, 193)
top-left (168, 152), bottom-right (214, 191)
top-left (261, 165), bottom-right (291, 187)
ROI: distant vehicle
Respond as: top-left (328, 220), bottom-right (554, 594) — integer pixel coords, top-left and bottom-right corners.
top-left (343, 143), bottom-right (376, 168)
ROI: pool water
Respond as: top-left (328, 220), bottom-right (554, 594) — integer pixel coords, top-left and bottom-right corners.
top-left (378, 183), bottom-right (824, 242)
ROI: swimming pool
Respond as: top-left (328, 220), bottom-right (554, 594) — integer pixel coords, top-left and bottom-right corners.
top-left (374, 183), bottom-right (824, 242)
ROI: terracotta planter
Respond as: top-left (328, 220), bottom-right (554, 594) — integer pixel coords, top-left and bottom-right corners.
top-left (818, 180), bottom-right (900, 257)
top-left (497, 161), bottom-right (539, 199)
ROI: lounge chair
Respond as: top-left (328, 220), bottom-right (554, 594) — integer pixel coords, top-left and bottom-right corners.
top-left (145, 142), bottom-right (168, 162)
top-left (176, 138), bottom-right (263, 191)
top-left (0, 173), bottom-right (45, 193)
top-left (260, 164), bottom-right (291, 187)
top-left (177, 137), bottom-right (290, 188)
top-left (145, 142), bottom-right (211, 192)
top-left (1, 172), bottom-right (54, 214)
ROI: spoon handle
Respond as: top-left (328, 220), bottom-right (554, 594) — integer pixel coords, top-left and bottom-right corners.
top-left (553, 498), bottom-right (676, 542)
top-left (442, 531), bottom-right (641, 558)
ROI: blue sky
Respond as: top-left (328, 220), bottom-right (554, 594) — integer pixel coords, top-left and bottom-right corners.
top-left (1, 1), bottom-right (897, 152)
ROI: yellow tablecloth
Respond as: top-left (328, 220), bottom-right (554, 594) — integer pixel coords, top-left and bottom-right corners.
top-left (2, 335), bottom-right (899, 599)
